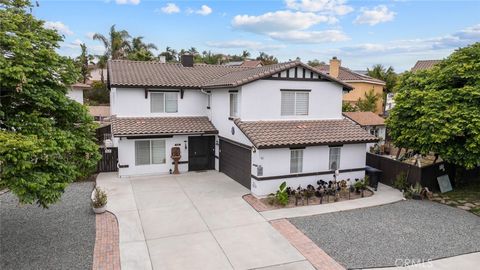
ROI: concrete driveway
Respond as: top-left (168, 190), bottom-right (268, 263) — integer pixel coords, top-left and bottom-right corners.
top-left (97, 171), bottom-right (313, 270)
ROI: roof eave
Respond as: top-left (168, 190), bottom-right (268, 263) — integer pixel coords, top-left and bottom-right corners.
top-left (256, 139), bottom-right (379, 149)
top-left (113, 130), bottom-right (219, 138)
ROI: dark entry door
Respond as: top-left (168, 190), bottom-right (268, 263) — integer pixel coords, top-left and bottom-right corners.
top-left (219, 139), bottom-right (251, 189)
top-left (188, 136), bottom-right (215, 171)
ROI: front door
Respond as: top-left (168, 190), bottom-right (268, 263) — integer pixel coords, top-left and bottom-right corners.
top-left (188, 136), bottom-right (215, 171)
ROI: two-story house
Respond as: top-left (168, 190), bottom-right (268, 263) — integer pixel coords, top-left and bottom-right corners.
top-left (108, 55), bottom-right (377, 196)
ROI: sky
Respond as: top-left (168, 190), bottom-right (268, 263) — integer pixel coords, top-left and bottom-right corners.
top-left (34, 0), bottom-right (480, 71)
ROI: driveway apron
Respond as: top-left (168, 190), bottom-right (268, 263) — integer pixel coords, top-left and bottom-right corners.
top-left (97, 171), bottom-right (311, 270)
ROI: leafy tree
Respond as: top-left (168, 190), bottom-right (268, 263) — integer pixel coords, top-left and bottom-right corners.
top-left (357, 88), bottom-right (380, 112)
top-left (159, 46), bottom-right (177, 62)
top-left (93, 25), bottom-right (131, 60)
top-left (0, 0), bottom-right (100, 207)
top-left (387, 42), bottom-right (480, 171)
top-left (76, 43), bottom-right (94, 83)
top-left (342, 102), bottom-right (358, 112)
top-left (307, 59), bottom-right (325, 67)
top-left (84, 81), bottom-right (110, 105)
top-left (367, 64), bottom-right (398, 92)
top-left (127, 36), bottom-right (157, 61)
top-left (256, 52), bottom-right (278, 65)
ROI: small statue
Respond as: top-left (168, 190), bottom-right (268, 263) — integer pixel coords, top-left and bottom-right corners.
top-left (171, 147), bottom-right (181, 174)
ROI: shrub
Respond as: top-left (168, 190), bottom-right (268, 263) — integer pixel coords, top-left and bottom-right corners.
top-left (393, 172), bottom-right (408, 191)
top-left (275, 182), bottom-right (289, 206)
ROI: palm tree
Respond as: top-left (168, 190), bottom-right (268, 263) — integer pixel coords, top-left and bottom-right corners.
top-left (93, 25), bottom-right (131, 60)
top-left (367, 64), bottom-right (398, 92)
top-left (127, 36), bottom-right (158, 61)
top-left (242, 50), bottom-right (250, 60)
top-left (95, 54), bottom-right (108, 82)
top-left (188, 47), bottom-right (198, 55)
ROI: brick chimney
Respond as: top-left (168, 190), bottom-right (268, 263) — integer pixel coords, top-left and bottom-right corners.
top-left (329, 56), bottom-right (341, 78)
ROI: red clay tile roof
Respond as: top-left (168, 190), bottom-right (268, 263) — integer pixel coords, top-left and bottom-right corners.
top-left (343, 112), bottom-right (385, 127)
top-left (111, 116), bottom-right (218, 136)
top-left (108, 60), bottom-right (249, 88)
top-left (241, 60), bottom-right (263, 67)
top-left (234, 119), bottom-right (377, 148)
top-left (88, 106), bottom-right (110, 117)
top-left (314, 65), bottom-right (385, 85)
top-left (108, 60), bottom-right (353, 90)
top-left (71, 82), bottom-right (91, 89)
top-left (411, 60), bottom-right (441, 72)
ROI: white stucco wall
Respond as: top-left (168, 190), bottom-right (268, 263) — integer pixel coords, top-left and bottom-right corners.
top-left (67, 88), bottom-right (84, 104)
top-left (209, 88), bottom-right (253, 146)
top-left (111, 87), bottom-right (208, 117)
top-left (250, 143), bottom-right (367, 196)
top-left (240, 79), bottom-right (343, 121)
top-left (118, 135), bottom-right (190, 177)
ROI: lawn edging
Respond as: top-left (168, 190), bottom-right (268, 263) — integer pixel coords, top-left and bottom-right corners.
top-left (93, 210), bottom-right (121, 270)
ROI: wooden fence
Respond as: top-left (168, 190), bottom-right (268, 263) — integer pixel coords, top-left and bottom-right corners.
top-left (96, 124), bottom-right (111, 145)
top-left (97, 147), bottom-right (118, 172)
top-left (366, 153), bottom-right (456, 191)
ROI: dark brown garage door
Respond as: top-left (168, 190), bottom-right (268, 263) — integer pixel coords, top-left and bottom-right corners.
top-left (219, 139), bottom-right (251, 189)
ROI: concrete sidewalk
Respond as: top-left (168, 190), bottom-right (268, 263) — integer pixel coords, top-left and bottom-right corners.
top-left (260, 183), bottom-right (404, 221)
top-left (97, 171), bottom-right (314, 270)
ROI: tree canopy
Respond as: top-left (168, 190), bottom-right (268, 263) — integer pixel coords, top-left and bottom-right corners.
top-left (367, 64), bottom-right (398, 93)
top-left (387, 43), bottom-right (480, 169)
top-left (0, 0), bottom-right (100, 207)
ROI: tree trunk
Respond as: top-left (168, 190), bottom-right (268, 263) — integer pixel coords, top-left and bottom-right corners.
top-left (396, 147), bottom-right (402, 159)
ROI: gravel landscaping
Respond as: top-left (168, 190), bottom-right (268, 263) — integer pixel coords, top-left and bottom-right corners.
top-left (1, 182), bottom-right (96, 270)
top-left (289, 200), bottom-right (480, 269)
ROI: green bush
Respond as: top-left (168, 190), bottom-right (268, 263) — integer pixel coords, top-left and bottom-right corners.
top-left (393, 172), bottom-right (408, 191)
top-left (275, 182), bottom-right (289, 206)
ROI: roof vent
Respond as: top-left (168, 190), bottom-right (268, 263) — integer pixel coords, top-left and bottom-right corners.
top-left (181, 54), bottom-right (194, 67)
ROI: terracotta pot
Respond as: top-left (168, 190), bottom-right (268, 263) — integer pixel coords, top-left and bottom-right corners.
top-left (92, 205), bottom-right (107, 214)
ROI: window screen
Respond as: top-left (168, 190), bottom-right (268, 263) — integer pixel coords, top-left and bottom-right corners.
top-left (329, 147), bottom-right (341, 170)
top-left (290, 149), bottom-right (303, 173)
top-left (151, 140), bottom-right (166, 164)
top-left (150, 93), bottom-right (165, 113)
top-left (135, 141), bottom-right (151, 165)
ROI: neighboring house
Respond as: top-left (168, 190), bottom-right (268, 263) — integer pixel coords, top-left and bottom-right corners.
top-left (67, 83), bottom-right (90, 104)
top-left (224, 60), bottom-right (263, 67)
top-left (108, 55), bottom-right (377, 196)
top-left (88, 66), bottom-right (107, 84)
top-left (411, 60), bottom-right (441, 72)
top-left (343, 112), bottom-right (386, 150)
top-left (315, 57), bottom-right (386, 115)
top-left (88, 105), bottom-right (110, 123)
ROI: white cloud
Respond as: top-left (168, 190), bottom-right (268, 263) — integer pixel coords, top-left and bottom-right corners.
top-left (354, 5), bottom-right (396, 26)
top-left (115, 0), bottom-right (140, 5)
top-left (159, 3), bottom-right (180, 14)
top-left (196, 5), bottom-right (212, 16)
top-left (85, 32), bottom-right (95, 40)
top-left (44, 21), bottom-right (73, 35)
top-left (338, 24), bottom-right (480, 56)
top-left (63, 38), bottom-right (83, 49)
top-left (232, 11), bottom-right (335, 34)
top-left (285, 0), bottom-right (353, 15)
top-left (268, 30), bottom-right (349, 43)
top-left (206, 40), bottom-right (286, 50)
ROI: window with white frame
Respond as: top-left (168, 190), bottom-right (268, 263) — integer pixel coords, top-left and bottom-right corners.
top-left (370, 127), bottom-right (379, 137)
top-left (281, 90), bottom-right (309, 116)
top-left (135, 140), bottom-right (166, 165)
top-left (229, 92), bottom-right (239, 117)
top-left (290, 149), bottom-right (303, 173)
top-left (329, 147), bottom-right (341, 170)
top-left (150, 92), bottom-right (178, 113)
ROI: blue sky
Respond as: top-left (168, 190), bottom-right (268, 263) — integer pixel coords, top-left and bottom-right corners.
top-left (35, 0), bottom-right (480, 71)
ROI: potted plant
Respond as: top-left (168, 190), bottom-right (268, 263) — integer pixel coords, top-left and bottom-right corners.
top-left (91, 187), bottom-right (108, 214)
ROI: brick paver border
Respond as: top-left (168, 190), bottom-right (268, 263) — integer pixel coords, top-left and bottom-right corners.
top-left (270, 219), bottom-right (345, 270)
top-left (93, 211), bottom-right (121, 270)
top-left (243, 194), bottom-right (269, 212)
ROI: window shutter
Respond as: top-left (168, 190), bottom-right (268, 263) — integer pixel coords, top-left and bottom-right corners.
top-left (281, 92), bottom-right (295, 116)
top-left (165, 92), bottom-right (178, 113)
top-left (151, 93), bottom-right (165, 113)
top-left (151, 140), bottom-right (166, 164)
top-left (135, 141), bottom-right (151, 165)
top-left (295, 92), bottom-right (309, 115)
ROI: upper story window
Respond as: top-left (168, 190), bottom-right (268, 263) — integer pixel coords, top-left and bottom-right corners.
top-left (230, 92), bottom-right (239, 117)
top-left (207, 92), bottom-right (211, 109)
top-left (150, 92), bottom-right (178, 113)
top-left (135, 140), bottom-right (166, 166)
top-left (290, 149), bottom-right (303, 173)
top-left (281, 90), bottom-right (309, 116)
top-left (370, 128), bottom-right (379, 137)
top-left (329, 146), bottom-right (341, 170)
